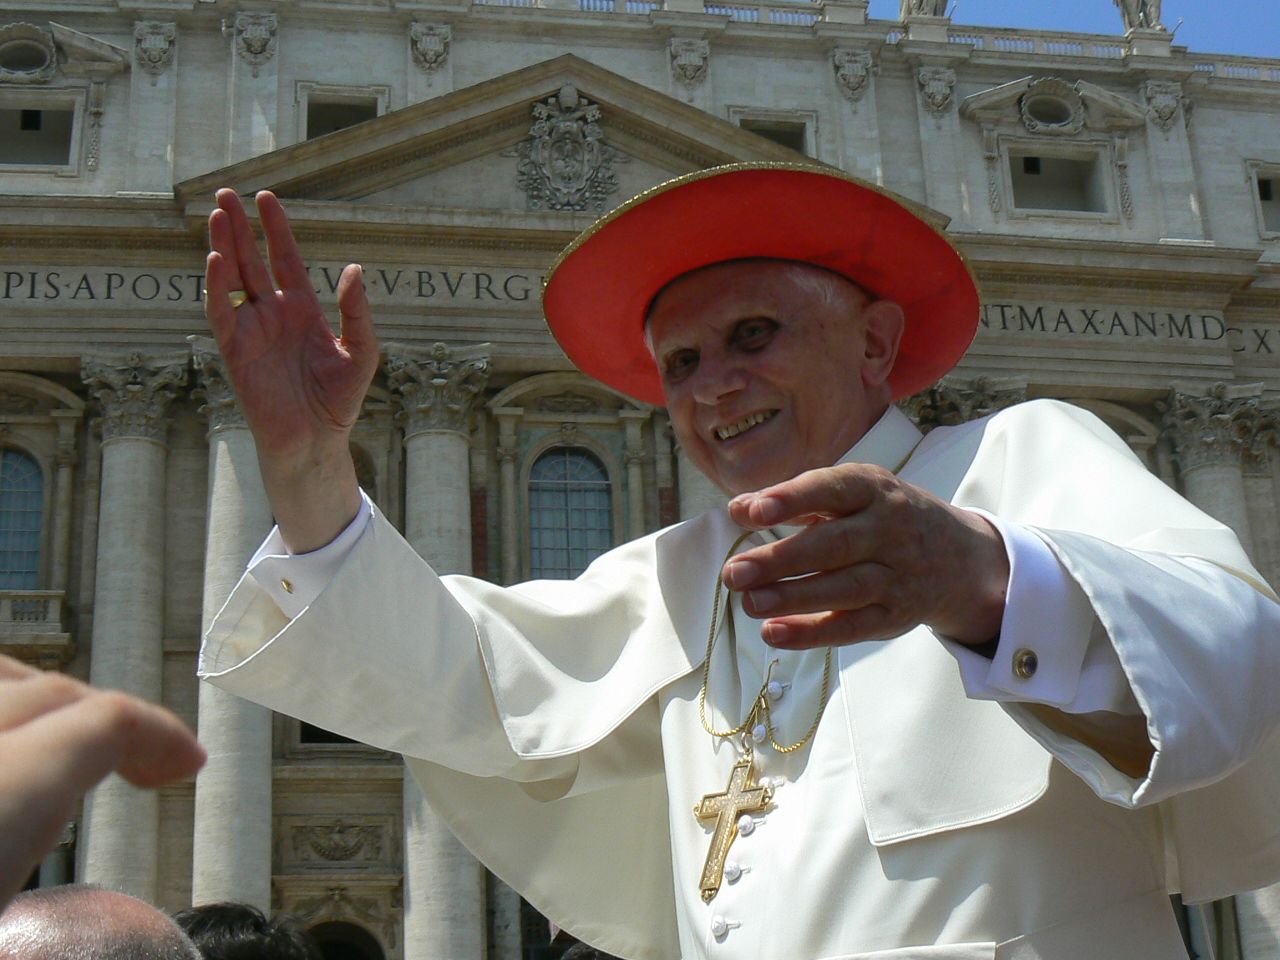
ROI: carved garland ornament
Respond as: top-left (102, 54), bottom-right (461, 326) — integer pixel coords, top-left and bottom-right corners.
top-left (134, 21), bottom-right (175, 81)
top-left (507, 84), bottom-right (623, 213)
top-left (1018, 77), bottom-right (1085, 137)
top-left (291, 823), bottom-right (384, 862)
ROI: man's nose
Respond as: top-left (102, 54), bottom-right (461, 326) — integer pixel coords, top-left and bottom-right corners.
top-left (690, 354), bottom-right (747, 405)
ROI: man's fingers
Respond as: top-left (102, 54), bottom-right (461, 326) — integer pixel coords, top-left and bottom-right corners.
top-left (336, 264), bottom-right (377, 361)
top-left (760, 607), bottom-right (899, 649)
top-left (215, 188), bottom-right (277, 302)
top-left (723, 513), bottom-right (879, 590)
top-left (0, 672), bottom-right (90, 731)
top-left (204, 251), bottom-right (240, 350)
top-left (728, 464), bottom-right (883, 529)
top-left (739, 562), bottom-right (890, 620)
top-left (0, 654), bottom-right (37, 681)
top-left (257, 191), bottom-right (314, 294)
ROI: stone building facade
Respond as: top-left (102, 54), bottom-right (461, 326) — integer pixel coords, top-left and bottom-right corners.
top-left (0, 0), bottom-right (1278, 957)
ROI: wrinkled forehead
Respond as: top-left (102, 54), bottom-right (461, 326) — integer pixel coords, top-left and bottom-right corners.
top-left (644, 257), bottom-right (870, 327)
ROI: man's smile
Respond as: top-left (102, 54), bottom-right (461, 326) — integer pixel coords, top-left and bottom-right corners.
top-left (714, 409), bottom-right (778, 441)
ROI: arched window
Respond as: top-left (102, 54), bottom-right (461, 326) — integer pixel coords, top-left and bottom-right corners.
top-left (528, 447), bottom-right (612, 579)
top-left (0, 449), bottom-right (43, 589)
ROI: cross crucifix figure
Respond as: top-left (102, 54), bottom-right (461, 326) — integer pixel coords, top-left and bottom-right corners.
top-left (694, 754), bottom-right (775, 903)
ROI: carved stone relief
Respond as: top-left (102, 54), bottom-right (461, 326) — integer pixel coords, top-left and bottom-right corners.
top-left (1159, 383), bottom-right (1263, 473)
top-left (292, 823), bottom-right (385, 865)
top-left (0, 23), bottom-right (57, 84)
top-left (1114, 135), bottom-right (1135, 221)
top-left (134, 21), bottom-right (175, 82)
top-left (191, 336), bottom-right (243, 432)
top-left (279, 883), bottom-right (401, 950)
top-left (832, 49), bottom-right (874, 105)
top-left (1144, 80), bottom-right (1185, 134)
top-left (916, 66), bottom-right (956, 119)
top-left (409, 22), bottom-right (450, 73)
top-left (535, 392), bottom-right (600, 414)
top-left (233, 13), bottom-right (277, 78)
top-left (899, 376), bottom-right (1027, 431)
top-left (385, 341), bottom-right (491, 435)
top-left (669, 38), bottom-right (709, 89)
top-left (506, 85), bottom-right (623, 213)
top-left (81, 351), bottom-right (188, 443)
top-left (1018, 77), bottom-right (1084, 136)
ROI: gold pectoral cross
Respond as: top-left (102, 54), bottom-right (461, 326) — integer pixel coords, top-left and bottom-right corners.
top-left (694, 754), bottom-right (774, 903)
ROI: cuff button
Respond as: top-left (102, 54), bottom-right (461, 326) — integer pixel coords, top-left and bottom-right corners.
top-left (1012, 647), bottom-right (1038, 680)
top-left (281, 578), bottom-right (294, 594)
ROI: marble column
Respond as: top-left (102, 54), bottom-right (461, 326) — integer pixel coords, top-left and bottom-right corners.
top-left (189, 339), bottom-right (274, 910)
top-left (1161, 384), bottom-right (1259, 557)
top-left (79, 350), bottom-right (187, 901)
top-left (1241, 412), bottom-right (1280, 589)
top-left (49, 411), bottom-right (80, 593)
top-left (386, 342), bottom-right (491, 960)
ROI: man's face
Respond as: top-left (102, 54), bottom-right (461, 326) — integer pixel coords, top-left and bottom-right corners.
top-left (646, 260), bottom-right (902, 496)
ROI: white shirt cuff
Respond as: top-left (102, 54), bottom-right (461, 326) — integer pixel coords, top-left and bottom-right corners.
top-left (941, 511), bottom-right (1139, 715)
top-left (246, 493), bottom-right (375, 619)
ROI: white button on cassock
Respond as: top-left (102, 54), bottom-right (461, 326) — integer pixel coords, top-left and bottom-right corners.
top-left (711, 916), bottom-right (730, 939)
top-left (767, 679), bottom-right (785, 701)
top-left (751, 723), bottom-right (766, 744)
top-left (724, 860), bottom-right (743, 883)
top-left (737, 814), bottom-right (755, 836)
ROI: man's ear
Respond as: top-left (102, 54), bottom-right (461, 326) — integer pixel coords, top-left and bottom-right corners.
top-left (860, 299), bottom-right (905, 389)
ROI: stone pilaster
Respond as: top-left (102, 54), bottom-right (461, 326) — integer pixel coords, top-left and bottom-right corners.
top-left (227, 12), bottom-right (279, 163)
top-left (385, 341), bottom-right (491, 960)
top-left (620, 410), bottom-right (648, 540)
top-left (1160, 384), bottom-right (1260, 556)
top-left (899, 375), bottom-right (1027, 431)
top-left (189, 338), bottom-right (274, 910)
top-left (494, 409), bottom-right (521, 585)
top-left (128, 21), bottom-right (178, 190)
top-left (49, 411), bottom-right (80, 593)
top-left (79, 350), bottom-right (187, 901)
top-left (830, 47), bottom-right (883, 183)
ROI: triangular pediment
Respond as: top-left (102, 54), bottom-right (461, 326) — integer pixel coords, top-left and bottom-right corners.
top-left (175, 54), bottom-right (810, 240)
top-left (960, 75), bottom-right (1146, 133)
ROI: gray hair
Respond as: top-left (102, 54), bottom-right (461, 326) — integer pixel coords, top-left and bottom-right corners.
top-left (0, 885), bottom-right (202, 960)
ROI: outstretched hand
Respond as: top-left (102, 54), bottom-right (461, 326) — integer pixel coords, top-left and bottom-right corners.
top-left (722, 463), bottom-right (1010, 648)
top-left (206, 189), bottom-right (380, 551)
top-left (0, 655), bottom-right (205, 911)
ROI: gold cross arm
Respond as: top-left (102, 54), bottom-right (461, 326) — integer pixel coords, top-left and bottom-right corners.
top-left (693, 756), bottom-right (774, 903)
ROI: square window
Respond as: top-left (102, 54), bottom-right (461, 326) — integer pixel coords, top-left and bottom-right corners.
top-left (738, 118), bottom-right (808, 155)
top-left (1257, 173), bottom-right (1280, 233)
top-left (1009, 151), bottom-right (1107, 214)
top-left (305, 98), bottom-right (378, 139)
top-left (1, 106), bottom-right (74, 166)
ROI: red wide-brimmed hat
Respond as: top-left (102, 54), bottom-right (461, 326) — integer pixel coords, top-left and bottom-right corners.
top-left (542, 162), bottom-right (979, 407)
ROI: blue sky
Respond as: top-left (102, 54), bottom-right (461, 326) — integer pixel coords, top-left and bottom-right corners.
top-left (865, 1), bottom-right (1279, 59)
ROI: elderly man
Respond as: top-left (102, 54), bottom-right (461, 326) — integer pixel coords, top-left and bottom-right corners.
top-left (199, 164), bottom-right (1280, 960)
top-left (0, 885), bottom-right (203, 959)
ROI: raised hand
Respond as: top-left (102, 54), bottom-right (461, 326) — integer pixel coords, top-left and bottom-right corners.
top-left (721, 463), bottom-right (1010, 648)
top-left (0, 655), bottom-right (205, 911)
top-left (206, 190), bottom-right (380, 551)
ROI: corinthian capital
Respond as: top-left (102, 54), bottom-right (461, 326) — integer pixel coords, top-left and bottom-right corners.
top-left (1159, 383), bottom-right (1263, 473)
top-left (899, 376), bottom-right (1027, 431)
top-left (189, 336), bottom-right (244, 432)
top-left (82, 350), bottom-right (188, 443)
top-left (385, 341), bottom-right (491, 437)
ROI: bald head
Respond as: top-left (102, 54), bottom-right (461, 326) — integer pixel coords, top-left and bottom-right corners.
top-left (0, 886), bottom-right (201, 960)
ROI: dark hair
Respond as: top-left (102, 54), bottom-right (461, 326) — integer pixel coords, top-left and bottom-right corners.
top-left (172, 903), bottom-right (320, 960)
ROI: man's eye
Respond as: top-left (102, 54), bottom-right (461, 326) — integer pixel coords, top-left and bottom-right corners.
top-left (735, 319), bottom-right (777, 349)
top-left (663, 351), bottom-right (697, 381)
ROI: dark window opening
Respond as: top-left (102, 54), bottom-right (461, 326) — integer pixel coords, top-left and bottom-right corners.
top-left (1022, 155), bottom-right (1041, 175)
top-left (738, 118), bottom-right (808, 155)
top-left (20, 109), bottom-right (41, 131)
top-left (0, 107), bottom-right (73, 165)
top-left (299, 721), bottom-right (359, 745)
top-left (1009, 153), bottom-right (1107, 214)
top-left (1258, 174), bottom-right (1280, 232)
top-left (306, 99), bottom-right (378, 139)
top-left (1259, 177), bottom-right (1273, 202)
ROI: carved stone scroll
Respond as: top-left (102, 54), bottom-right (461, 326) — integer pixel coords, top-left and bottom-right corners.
top-left (233, 13), bottom-right (277, 78)
top-left (409, 22), bottom-right (450, 73)
top-left (506, 84), bottom-right (623, 212)
top-left (670, 38), bottom-right (709, 89)
top-left (916, 66), bottom-right (956, 119)
top-left (832, 49), bottom-right (874, 105)
top-left (134, 21), bottom-right (175, 82)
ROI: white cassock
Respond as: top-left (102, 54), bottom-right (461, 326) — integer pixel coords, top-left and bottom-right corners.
top-left (200, 400), bottom-right (1280, 960)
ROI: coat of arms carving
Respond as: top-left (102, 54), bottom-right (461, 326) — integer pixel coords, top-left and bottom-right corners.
top-left (669, 38), bottom-right (709, 89)
top-left (234, 13), bottom-right (277, 78)
top-left (917, 65), bottom-right (956, 118)
top-left (832, 49), bottom-right (874, 104)
top-left (506, 84), bottom-right (624, 212)
top-left (410, 22), bottom-right (450, 73)
top-left (134, 21), bottom-right (175, 81)
top-left (1144, 80), bottom-right (1184, 133)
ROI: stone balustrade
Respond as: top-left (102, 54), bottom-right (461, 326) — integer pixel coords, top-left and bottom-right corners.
top-left (0, 589), bottom-right (73, 667)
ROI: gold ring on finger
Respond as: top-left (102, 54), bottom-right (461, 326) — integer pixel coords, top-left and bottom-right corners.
top-left (228, 289), bottom-right (250, 309)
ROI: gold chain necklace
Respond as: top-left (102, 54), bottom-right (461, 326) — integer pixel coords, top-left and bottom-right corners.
top-left (692, 438), bottom-right (923, 903)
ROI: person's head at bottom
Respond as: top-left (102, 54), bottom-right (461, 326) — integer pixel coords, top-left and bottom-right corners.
top-left (0, 884), bottom-right (201, 960)
top-left (173, 902), bottom-right (319, 960)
